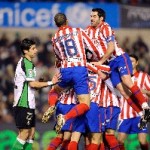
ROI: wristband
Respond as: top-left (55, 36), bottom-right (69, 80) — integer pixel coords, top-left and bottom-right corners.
top-left (47, 81), bottom-right (53, 86)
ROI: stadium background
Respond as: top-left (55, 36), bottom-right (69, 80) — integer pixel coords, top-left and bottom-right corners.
top-left (0, 1), bottom-right (150, 150)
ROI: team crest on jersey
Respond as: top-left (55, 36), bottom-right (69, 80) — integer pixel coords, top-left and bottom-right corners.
top-left (28, 69), bottom-right (33, 78)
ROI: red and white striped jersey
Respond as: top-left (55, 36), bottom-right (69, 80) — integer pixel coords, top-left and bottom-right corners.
top-left (85, 22), bottom-right (124, 61)
top-left (99, 82), bottom-right (120, 107)
top-left (52, 26), bottom-right (99, 68)
top-left (99, 82), bottom-right (108, 107)
top-left (59, 88), bottom-right (77, 105)
top-left (88, 71), bottom-right (120, 107)
top-left (88, 73), bottom-right (102, 105)
top-left (107, 88), bottom-right (120, 107)
top-left (119, 71), bottom-right (150, 119)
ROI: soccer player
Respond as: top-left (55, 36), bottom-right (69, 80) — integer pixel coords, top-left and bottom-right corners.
top-left (68, 68), bottom-right (117, 150)
top-left (68, 71), bottom-right (105, 150)
top-left (103, 85), bottom-right (121, 150)
top-left (86, 8), bottom-right (150, 123)
top-left (49, 12), bottom-right (99, 132)
top-left (44, 87), bottom-right (77, 150)
top-left (117, 54), bottom-right (150, 150)
top-left (42, 64), bottom-right (107, 150)
top-left (11, 38), bottom-right (59, 150)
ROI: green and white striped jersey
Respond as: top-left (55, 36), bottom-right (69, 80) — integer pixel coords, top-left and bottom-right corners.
top-left (13, 57), bottom-right (36, 109)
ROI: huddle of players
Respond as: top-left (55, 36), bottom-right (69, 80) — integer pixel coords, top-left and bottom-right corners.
top-left (42, 9), bottom-right (150, 150)
top-left (44, 57), bottom-right (150, 150)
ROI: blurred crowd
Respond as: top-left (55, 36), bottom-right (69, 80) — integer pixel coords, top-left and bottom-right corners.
top-left (0, 32), bottom-right (150, 124)
top-left (0, 0), bottom-right (150, 5)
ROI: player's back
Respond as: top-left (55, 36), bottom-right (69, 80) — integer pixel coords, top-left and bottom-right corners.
top-left (59, 88), bottom-right (77, 105)
top-left (52, 26), bottom-right (92, 68)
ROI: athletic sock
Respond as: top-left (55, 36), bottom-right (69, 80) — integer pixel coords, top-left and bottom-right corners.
top-left (64, 103), bottom-right (89, 121)
top-left (60, 140), bottom-right (70, 150)
top-left (48, 89), bottom-right (59, 106)
top-left (47, 137), bottom-right (62, 150)
top-left (11, 137), bottom-right (26, 150)
top-left (126, 95), bottom-right (143, 114)
top-left (24, 139), bottom-right (33, 150)
top-left (140, 143), bottom-right (149, 150)
top-left (130, 85), bottom-right (148, 108)
top-left (85, 144), bottom-right (90, 150)
top-left (88, 143), bottom-right (99, 150)
top-left (68, 141), bottom-right (78, 150)
top-left (104, 134), bottom-right (120, 150)
top-left (119, 144), bottom-right (125, 150)
top-left (99, 142), bottom-right (105, 150)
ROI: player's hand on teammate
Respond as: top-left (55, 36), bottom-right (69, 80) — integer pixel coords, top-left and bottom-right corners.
top-left (91, 61), bottom-right (103, 66)
top-left (97, 70), bottom-right (107, 80)
top-left (51, 72), bottom-right (61, 85)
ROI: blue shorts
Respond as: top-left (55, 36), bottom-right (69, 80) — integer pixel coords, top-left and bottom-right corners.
top-left (72, 115), bottom-right (86, 133)
top-left (118, 117), bottom-right (148, 134)
top-left (72, 103), bottom-right (106, 133)
top-left (58, 66), bottom-right (89, 95)
top-left (56, 102), bottom-right (75, 131)
top-left (108, 53), bottom-right (133, 87)
top-left (105, 106), bottom-right (120, 130)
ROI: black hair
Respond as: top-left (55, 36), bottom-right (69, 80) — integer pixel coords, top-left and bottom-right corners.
top-left (20, 38), bottom-right (35, 54)
top-left (54, 13), bottom-right (67, 27)
top-left (129, 54), bottom-right (138, 62)
top-left (92, 8), bottom-right (106, 21)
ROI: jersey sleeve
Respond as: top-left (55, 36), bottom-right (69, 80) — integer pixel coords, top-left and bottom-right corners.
top-left (52, 38), bottom-right (62, 61)
top-left (144, 73), bottom-right (150, 91)
top-left (101, 24), bottom-right (115, 43)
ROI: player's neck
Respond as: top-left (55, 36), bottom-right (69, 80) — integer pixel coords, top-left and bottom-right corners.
top-left (24, 55), bottom-right (32, 62)
top-left (133, 69), bottom-right (137, 74)
top-left (96, 21), bottom-right (104, 29)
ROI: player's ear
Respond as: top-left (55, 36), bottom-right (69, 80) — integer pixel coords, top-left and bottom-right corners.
top-left (100, 16), bottom-right (104, 21)
top-left (23, 49), bottom-right (28, 54)
top-left (66, 20), bottom-right (68, 25)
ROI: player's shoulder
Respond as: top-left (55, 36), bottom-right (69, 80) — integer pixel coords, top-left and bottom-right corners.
top-left (136, 71), bottom-right (150, 80)
top-left (85, 25), bottom-right (92, 30)
top-left (72, 27), bottom-right (85, 34)
top-left (101, 21), bottom-right (111, 30)
top-left (139, 71), bottom-right (150, 77)
top-left (138, 71), bottom-right (147, 75)
top-left (73, 27), bottom-right (83, 31)
top-left (16, 57), bottom-right (23, 67)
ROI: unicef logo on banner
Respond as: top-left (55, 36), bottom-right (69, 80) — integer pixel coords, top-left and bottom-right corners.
top-left (0, 2), bottom-right (119, 28)
top-left (66, 3), bottom-right (91, 28)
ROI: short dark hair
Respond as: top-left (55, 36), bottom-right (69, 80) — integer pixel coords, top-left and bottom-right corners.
top-left (20, 38), bottom-right (35, 54)
top-left (54, 13), bottom-right (67, 27)
top-left (92, 8), bottom-right (106, 21)
top-left (129, 54), bottom-right (139, 61)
